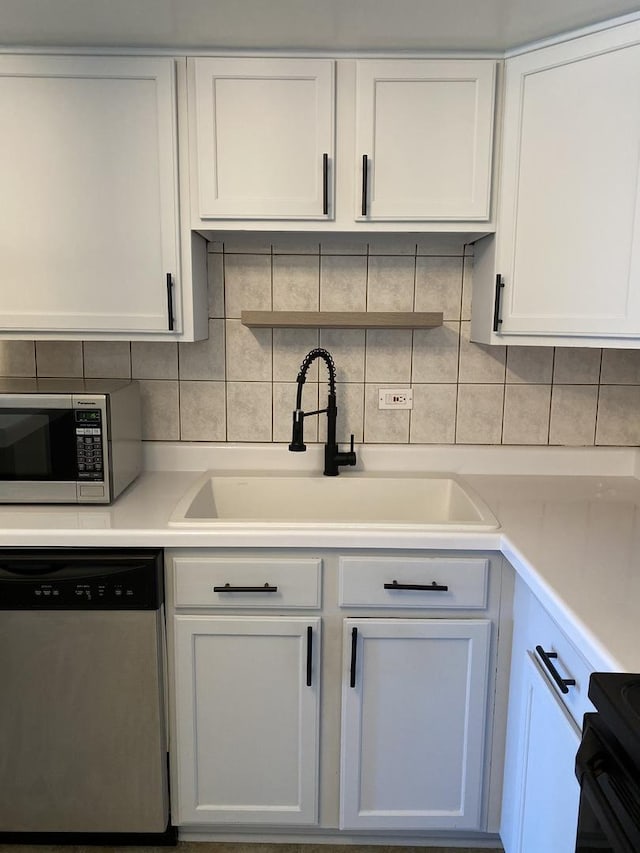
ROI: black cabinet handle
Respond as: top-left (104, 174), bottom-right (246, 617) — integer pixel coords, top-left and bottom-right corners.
top-left (384, 579), bottom-right (449, 592)
top-left (166, 272), bottom-right (175, 331)
top-left (212, 582), bottom-right (278, 593)
top-left (350, 626), bottom-right (358, 688)
top-left (322, 153), bottom-right (329, 216)
top-left (535, 645), bottom-right (576, 694)
top-left (361, 154), bottom-right (368, 216)
top-left (306, 625), bottom-right (313, 687)
top-left (492, 273), bottom-right (504, 332)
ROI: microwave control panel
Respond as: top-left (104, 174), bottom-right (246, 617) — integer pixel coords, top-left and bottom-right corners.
top-left (74, 409), bottom-right (104, 480)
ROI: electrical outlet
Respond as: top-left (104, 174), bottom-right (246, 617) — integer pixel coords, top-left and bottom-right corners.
top-left (378, 388), bottom-right (413, 410)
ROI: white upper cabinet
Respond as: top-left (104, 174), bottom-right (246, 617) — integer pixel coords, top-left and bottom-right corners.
top-left (0, 55), bottom-right (207, 340)
top-left (355, 60), bottom-right (496, 221)
top-left (188, 56), bottom-right (497, 230)
top-left (188, 58), bottom-right (335, 220)
top-left (471, 19), bottom-right (640, 346)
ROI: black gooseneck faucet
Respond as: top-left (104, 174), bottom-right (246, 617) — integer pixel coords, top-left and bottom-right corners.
top-left (288, 348), bottom-right (357, 476)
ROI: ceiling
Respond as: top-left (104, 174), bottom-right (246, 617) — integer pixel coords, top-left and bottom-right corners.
top-left (0, 0), bottom-right (639, 52)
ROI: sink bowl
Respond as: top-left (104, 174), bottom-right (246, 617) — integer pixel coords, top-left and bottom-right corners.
top-left (169, 471), bottom-right (499, 530)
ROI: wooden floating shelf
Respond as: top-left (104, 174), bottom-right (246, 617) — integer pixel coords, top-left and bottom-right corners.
top-left (241, 311), bottom-right (443, 329)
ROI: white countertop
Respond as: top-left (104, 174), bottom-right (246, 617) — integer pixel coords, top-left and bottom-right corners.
top-left (1, 443), bottom-right (638, 675)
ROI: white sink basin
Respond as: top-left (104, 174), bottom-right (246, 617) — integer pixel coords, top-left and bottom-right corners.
top-left (169, 471), bottom-right (499, 530)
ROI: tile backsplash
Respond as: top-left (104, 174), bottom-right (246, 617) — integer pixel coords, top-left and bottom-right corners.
top-left (2, 232), bottom-right (640, 446)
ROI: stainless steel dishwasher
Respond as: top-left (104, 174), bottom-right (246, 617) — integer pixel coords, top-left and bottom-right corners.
top-left (0, 547), bottom-right (175, 844)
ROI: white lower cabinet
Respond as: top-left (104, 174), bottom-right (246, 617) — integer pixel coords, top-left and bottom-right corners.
top-left (500, 577), bottom-right (593, 853)
top-left (173, 614), bottom-right (320, 825)
top-left (340, 617), bottom-right (491, 830)
top-left (502, 652), bottom-right (580, 853)
top-left (168, 550), bottom-right (508, 840)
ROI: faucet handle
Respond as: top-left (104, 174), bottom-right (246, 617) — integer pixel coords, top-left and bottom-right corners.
top-left (350, 434), bottom-right (355, 453)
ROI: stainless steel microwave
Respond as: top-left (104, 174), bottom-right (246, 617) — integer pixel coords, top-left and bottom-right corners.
top-left (0, 379), bottom-right (142, 504)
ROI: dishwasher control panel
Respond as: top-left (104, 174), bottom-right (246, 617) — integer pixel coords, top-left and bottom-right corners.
top-left (0, 549), bottom-right (163, 610)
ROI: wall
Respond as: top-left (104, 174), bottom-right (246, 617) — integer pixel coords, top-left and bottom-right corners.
top-left (2, 232), bottom-right (640, 446)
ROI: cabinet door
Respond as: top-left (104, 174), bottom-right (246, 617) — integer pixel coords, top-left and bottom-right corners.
top-left (355, 60), bottom-right (495, 221)
top-left (340, 617), bottom-right (491, 830)
top-left (189, 58), bottom-right (334, 220)
top-left (173, 615), bottom-right (320, 825)
top-left (501, 652), bottom-right (581, 853)
top-left (497, 24), bottom-right (640, 337)
top-left (0, 55), bottom-right (179, 334)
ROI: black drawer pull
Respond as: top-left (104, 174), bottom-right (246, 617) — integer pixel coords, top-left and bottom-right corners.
top-left (322, 152), bottom-right (329, 216)
top-left (384, 579), bottom-right (449, 592)
top-left (361, 154), bottom-right (368, 216)
top-left (306, 626), bottom-right (313, 687)
top-left (535, 645), bottom-right (576, 694)
top-left (350, 626), bottom-right (358, 688)
top-left (213, 582), bottom-right (278, 593)
top-left (166, 272), bottom-right (175, 331)
top-left (492, 273), bottom-right (504, 332)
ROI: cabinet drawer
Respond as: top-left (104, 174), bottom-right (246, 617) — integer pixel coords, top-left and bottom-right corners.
top-left (174, 557), bottom-right (321, 608)
top-left (518, 584), bottom-right (594, 727)
top-left (338, 556), bottom-right (488, 608)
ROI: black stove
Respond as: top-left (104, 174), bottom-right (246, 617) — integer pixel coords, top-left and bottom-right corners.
top-left (575, 673), bottom-right (640, 853)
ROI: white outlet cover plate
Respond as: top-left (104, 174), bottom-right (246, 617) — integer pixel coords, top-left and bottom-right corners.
top-left (378, 388), bottom-right (413, 410)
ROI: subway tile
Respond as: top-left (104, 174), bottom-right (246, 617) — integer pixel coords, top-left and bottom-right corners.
top-left (367, 256), bottom-right (415, 311)
top-left (272, 255), bottom-right (320, 311)
top-left (225, 320), bottom-right (272, 382)
top-left (458, 322), bottom-right (506, 383)
top-left (83, 342), bottom-right (131, 379)
top-left (319, 329), bottom-right (366, 383)
top-left (207, 252), bottom-right (225, 318)
top-left (368, 235), bottom-right (417, 255)
top-left (179, 380), bottom-right (226, 441)
top-left (35, 341), bottom-right (83, 377)
top-left (364, 329), bottom-right (413, 383)
top-left (364, 384), bottom-right (410, 443)
top-left (549, 385), bottom-right (598, 446)
top-left (320, 255), bottom-right (367, 311)
top-left (412, 323), bottom-right (460, 383)
top-left (224, 254), bottom-right (272, 320)
top-left (273, 381), bottom-right (319, 443)
top-left (131, 341), bottom-right (178, 379)
top-left (410, 384), bottom-right (457, 443)
top-left (226, 381), bottom-right (272, 441)
top-left (271, 234), bottom-right (321, 254)
top-left (502, 384), bottom-right (551, 445)
top-left (138, 380), bottom-right (179, 440)
top-left (415, 256), bottom-right (464, 321)
top-left (596, 385), bottom-right (640, 446)
top-left (506, 346), bottom-right (554, 384)
top-left (600, 348), bottom-right (640, 385)
top-left (320, 235), bottom-right (369, 255)
top-left (553, 347), bottom-right (602, 384)
top-left (416, 234), bottom-right (468, 256)
top-left (273, 328), bottom-right (320, 382)
top-left (221, 233), bottom-right (272, 253)
top-left (179, 319), bottom-right (225, 381)
top-left (0, 341), bottom-right (35, 377)
top-left (456, 384), bottom-right (504, 444)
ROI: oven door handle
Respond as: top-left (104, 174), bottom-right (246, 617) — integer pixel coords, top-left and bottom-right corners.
top-left (579, 763), bottom-right (639, 853)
